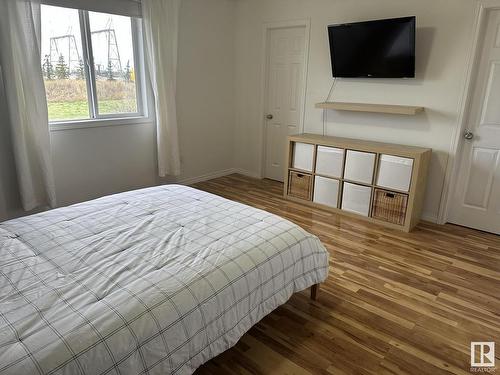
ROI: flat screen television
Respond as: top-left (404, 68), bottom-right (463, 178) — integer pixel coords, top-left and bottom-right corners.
top-left (328, 16), bottom-right (416, 78)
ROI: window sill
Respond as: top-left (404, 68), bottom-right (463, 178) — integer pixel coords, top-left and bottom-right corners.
top-left (49, 116), bottom-right (154, 132)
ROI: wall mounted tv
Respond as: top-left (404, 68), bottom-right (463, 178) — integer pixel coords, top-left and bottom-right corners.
top-left (328, 16), bottom-right (416, 78)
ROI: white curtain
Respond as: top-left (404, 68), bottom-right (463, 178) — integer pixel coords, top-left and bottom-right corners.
top-left (0, 0), bottom-right (57, 211)
top-left (142, 0), bottom-right (181, 177)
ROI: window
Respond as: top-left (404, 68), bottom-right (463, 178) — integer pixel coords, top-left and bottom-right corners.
top-left (41, 5), bottom-right (145, 124)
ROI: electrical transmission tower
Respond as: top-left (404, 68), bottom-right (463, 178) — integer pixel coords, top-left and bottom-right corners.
top-left (49, 30), bottom-right (81, 74)
top-left (91, 18), bottom-right (122, 77)
top-left (48, 19), bottom-right (122, 78)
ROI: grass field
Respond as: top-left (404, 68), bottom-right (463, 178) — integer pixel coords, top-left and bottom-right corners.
top-left (48, 99), bottom-right (137, 121)
top-left (44, 79), bottom-right (137, 121)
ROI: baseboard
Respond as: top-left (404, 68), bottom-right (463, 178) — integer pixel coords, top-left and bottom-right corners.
top-left (232, 168), bottom-right (262, 179)
top-left (175, 168), bottom-right (264, 186)
top-left (421, 211), bottom-right (438, 223)
top-left (176, 168), bottom-right (239, 186)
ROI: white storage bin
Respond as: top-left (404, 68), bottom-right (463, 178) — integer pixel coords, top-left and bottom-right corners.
top-left (315, 146), bottom-right (344, 178)
top-left (341, 182), bottom-right (372, 217)
top-left (376, 154), bottom-right (414, 192)
top-left (292, 142), bottom-right (314, 172)
top-left (313, 176), bottom-right (340, 208)
top-left (344, 150), bottom-right (376, 184)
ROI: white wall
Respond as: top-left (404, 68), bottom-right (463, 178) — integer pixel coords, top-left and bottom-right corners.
top-left (164, 0), bottom-right (236, 184)
top-left (52, 0), bottom-right (237, 205)
top-left (0, 0), bottom-right (237, 217)
top-left (1, 0), bottom-right (480, 223)
top-left (50, 123), bottom-right (157, 206)
top-left (233, 0), bottom-right (477, 221)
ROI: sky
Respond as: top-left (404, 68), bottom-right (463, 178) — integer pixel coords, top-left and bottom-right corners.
top-left (41, 5), bottom-right (135, 74)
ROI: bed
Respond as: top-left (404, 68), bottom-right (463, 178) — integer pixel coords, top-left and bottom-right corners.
top-left (0, 185), bottom-right (329, 375)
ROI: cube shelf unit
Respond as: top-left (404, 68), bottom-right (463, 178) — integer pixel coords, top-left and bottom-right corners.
top-left (284, 134), bottom-right (432, 232)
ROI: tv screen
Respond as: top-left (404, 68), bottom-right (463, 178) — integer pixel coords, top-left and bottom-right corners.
top-left (328, 16), bottom-right (416, 78)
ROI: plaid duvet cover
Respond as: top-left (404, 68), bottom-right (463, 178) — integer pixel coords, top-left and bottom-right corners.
top-left (0, 185), bottom-right (329, 375)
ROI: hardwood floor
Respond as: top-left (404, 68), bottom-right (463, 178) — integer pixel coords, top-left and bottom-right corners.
top-left (192, 174), bottom-right (500, 375)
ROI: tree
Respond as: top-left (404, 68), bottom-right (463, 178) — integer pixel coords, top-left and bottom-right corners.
top-left (55, 54), bottom-right (69, 79)
top-left (123, 60), bottom-right (131, 81)
top-left (77, 59), bottom-right (85, 80)
top-left (106, 61), bottom-right (115, 81)
top-left (42, 55), bottom-right (53, 80)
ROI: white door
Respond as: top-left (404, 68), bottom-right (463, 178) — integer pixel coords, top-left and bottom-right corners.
top-left (264, 26), bottom-right (308, 182)
top-left (448, 10), bottom-right (500, 234)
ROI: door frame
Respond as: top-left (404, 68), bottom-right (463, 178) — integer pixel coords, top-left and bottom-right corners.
top-left (259, 19), bottom-right (311, 180)
top-left (438, 1), bottom-right (500, 224)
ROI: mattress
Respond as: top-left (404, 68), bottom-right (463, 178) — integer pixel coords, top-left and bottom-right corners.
top-left (0, 185), bottom-right (329, 375)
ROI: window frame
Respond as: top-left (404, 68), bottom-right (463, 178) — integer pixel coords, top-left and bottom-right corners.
top-left (43, 5), bottom-right (150, 130)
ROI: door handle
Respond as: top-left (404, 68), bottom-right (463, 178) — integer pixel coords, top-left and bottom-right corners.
top-left (464, 130), bottom-right (474, 140)
top-left (266, 114), bottom-right (274, 120)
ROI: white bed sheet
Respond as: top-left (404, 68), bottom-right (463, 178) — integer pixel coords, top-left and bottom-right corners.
top-left (0, 185), bottom-right (329, 375)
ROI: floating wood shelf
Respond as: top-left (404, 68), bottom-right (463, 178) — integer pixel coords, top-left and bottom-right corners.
top-left (315, 101), bottom-right (425, 115)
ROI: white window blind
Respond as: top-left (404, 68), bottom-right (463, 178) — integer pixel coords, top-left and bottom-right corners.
top-left (41, 0), bottom-right (141, 18)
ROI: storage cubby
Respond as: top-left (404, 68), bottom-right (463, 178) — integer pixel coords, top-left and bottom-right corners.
top-left (342, 182), bottom-right (372, 217)
top-left (284, 134), bottom-right (431, 232)
top-left (315, 146), bottom-right (344, 178)
top-left (372, 189), bottom-right (408, 225)
top-left (376, 154), bottom-right (414, 192)
top-left (344, 150), bottom-right (376, 184)
top-left (292, 142), bottom-right (315, 172)
top-left (288, 171), bottom-right (312, 200)
top-left (313, 176), bottom-right (340, 208)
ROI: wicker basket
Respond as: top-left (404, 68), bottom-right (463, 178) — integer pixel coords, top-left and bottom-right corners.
top-left (372, 189), bottom-right (408, 225)
top-left (288, 172), bottom-right (312, 200)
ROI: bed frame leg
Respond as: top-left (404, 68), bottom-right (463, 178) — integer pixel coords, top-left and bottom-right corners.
top-left (310, 284), bottom-right (319, 301)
